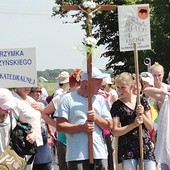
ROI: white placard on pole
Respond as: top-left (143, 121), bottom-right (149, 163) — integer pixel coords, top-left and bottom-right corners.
top-left (0, 48), bottom-right (37, 88)
top-left (118, 4), bottom-right (151, 52)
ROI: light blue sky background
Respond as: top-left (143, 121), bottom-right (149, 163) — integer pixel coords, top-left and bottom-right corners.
top-left (0, 0), bottom-right (108, 71)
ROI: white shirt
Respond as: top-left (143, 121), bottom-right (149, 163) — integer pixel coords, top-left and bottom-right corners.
top-left (0, 110), bottom-right (18, 153)
top-left (13, 92), bottom-right (43, 146)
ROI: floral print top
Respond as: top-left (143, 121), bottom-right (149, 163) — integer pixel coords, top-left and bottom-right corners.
top-left (110, 97), bottom-right (155, 163)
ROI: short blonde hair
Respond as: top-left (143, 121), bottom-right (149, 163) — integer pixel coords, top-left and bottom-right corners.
top-left (115, 72), bottom-right (135, 85)
top-left (150, 62), bottom-right (164, 74)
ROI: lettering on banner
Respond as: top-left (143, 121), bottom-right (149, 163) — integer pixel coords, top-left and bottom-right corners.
top-left (0, 50), bottom-right (24, 57)
top-left (0, 73), bottom-right (35, 85)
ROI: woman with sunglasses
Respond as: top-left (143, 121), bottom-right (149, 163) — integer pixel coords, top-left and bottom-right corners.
top-left (29, 85), bottom-right (53, 170)
top-left (29, 84), bottom-right (48, 107)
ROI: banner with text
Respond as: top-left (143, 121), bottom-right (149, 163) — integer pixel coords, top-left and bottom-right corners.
top-left (0, 48), bottom-right (37, 88)
top-left (118, 4), bottom-right (151, 52)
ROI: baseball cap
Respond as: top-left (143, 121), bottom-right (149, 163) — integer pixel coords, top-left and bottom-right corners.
top-left (0, 88), bottom-right (16, 110)
top-left (81, 67), bottom-right (109, 81)
top-left (140, 72), bottom-right (154, 86)
top-left (56, 71), bottom-right (69, 84)
top-left (103, 76), bottom-right (113, 85)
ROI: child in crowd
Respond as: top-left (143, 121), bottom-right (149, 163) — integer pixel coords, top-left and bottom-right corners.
top-left (111, 72), bottom-right (156, 170)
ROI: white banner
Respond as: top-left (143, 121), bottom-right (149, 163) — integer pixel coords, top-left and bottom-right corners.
top-left (0, 48), bottom-right (37, 88)
top-left (118, 4), bottom-right (151, 51)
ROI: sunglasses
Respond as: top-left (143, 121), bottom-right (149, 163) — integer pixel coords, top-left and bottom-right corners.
top-left (31, 90), bottom-right (42, 94)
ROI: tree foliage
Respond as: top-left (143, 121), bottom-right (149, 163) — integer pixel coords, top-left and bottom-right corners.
top-left (53, 0), bottom-right (170, 77)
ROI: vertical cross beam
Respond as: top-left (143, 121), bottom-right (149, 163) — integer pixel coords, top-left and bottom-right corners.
top-left (61, 2), bottom-right (116, 164)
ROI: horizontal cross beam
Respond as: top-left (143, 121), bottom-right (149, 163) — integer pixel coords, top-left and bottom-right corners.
top-left (61, 5), bottom-right (117, 11)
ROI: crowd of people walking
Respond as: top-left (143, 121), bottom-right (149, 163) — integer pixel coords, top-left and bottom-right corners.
top-left (0, 62), bottom-right (170, 170)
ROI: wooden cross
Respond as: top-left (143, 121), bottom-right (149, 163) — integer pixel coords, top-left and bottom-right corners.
top-left (61, 2), bottom-right (116, 164)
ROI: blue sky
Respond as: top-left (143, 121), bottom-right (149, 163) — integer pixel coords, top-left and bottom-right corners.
top-left (0, 0), bottom-right (108, 71)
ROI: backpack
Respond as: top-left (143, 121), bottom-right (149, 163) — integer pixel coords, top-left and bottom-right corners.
top-left (0, 145), bottom-right (26, 170)
top-left (10, 122), bottom-right (37, 156)
top-left (10, 114), bottom-right (37, 165)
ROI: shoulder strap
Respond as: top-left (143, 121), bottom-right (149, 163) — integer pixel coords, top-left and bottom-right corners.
top-left (9, 113), bottom-right (13, 135)
top-left (9, 113), bottom-right (32, 167)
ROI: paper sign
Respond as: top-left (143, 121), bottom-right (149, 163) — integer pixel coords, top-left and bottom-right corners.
top-left (0, 48), bottom-right (37, 88)
top-left (118, 4), bottom-right (151, 51)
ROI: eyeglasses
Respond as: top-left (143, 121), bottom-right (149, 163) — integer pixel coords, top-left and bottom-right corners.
top-left (31, 90), bottom-right (42, 94)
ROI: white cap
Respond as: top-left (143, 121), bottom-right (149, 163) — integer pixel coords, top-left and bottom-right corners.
top-left (81, 67), bottom-right (109, 81)
top-left (56, 71), bottom-right (69, 84)
top-left (140, 72), bottom-right (154, 86)
top-left (0, 88), bottom-right (16, 110)
top-left (103, 76), bottom-right (113, 84)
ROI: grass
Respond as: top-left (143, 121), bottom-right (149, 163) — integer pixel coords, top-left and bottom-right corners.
top-left (41, 82), bottom-right (57, 96)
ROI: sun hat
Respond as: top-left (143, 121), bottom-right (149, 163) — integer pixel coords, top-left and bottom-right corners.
top-left (140, 72), bottom-right (154, 86)
top-left (81, 67), bottom-right (110, 81)
top-left (0, 88), bottom-right (16, 110)
top-left (56, 71), bottom-right (69, 84)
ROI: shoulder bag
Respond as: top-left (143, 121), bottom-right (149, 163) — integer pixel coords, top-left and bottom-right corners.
top-left (0, 115), bottom-right (26, 170)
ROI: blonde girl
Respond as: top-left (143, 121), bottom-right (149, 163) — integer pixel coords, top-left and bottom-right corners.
top-left (111, 72), bottom-right (156, 170)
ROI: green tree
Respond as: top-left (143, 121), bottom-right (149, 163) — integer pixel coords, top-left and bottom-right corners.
top-left (149, 0), bottom-right (170, 78)
top-left (53, 0), bottom-right (170, 77)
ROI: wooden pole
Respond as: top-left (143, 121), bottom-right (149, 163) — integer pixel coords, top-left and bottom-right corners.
top-left (133, 43), bottom-right (144, 170)
top-left (60, 3), bottom-right (116, 164)
top-left (86, 10), bottom-right (94, 164)
top-left (87, 52), bottom-right (93, 164)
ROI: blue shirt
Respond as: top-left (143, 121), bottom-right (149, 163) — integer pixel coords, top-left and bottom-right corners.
top-left (54, 91), bottom-right (111, 162)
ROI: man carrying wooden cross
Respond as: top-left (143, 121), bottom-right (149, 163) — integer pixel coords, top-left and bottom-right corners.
top-left (59, 0), bottom-right (116, 165)
top-left (53, 1), bottom-right (115, 169)
top-left (54, 67), bottom-right (113, 170)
